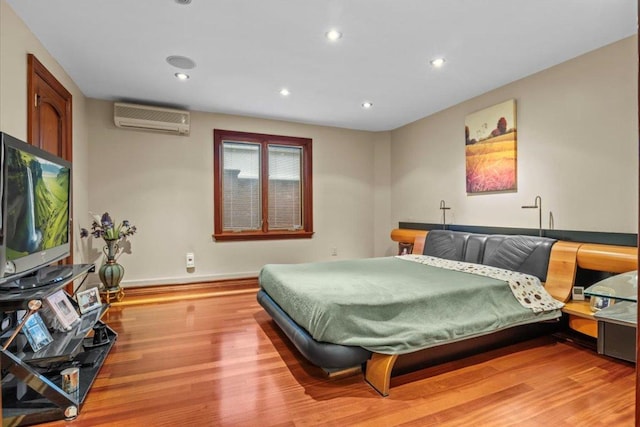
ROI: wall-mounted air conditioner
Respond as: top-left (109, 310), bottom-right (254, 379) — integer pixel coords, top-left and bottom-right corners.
top-left (114, 102), bottom-right (190, 136)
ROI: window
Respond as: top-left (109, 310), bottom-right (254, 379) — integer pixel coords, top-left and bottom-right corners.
top-left (213, 129), bottom-right (313, 241)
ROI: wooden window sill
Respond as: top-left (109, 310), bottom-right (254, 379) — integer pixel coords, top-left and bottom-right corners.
top-left (213, 231), bottom-right (314, 242)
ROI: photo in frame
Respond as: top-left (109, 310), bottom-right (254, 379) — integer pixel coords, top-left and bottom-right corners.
top-left (76, 287), bottom-right (102, 314)
top-left (589, 285), bottom-right (616, 312)
top-left (398, 242), bottom-right (414, 255)
top-left (465, 99), bottom-right (517, 193)
top-left (45, 290), bottom-right (80, 330)
top-left (590, 295), bottom-right (614, 311)
top-left (77, 309), bottom-right (103, 336)
top-left (23, 312), bottom-right (54, 352)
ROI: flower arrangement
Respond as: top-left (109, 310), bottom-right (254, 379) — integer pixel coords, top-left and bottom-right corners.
top-left (80, 213), bottom-right (137, 296)
top-left (80, 212), bottom-right (137, 242)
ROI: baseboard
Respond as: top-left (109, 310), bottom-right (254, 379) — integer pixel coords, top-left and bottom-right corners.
top-left (123, 276), bottom-right (258, 297)
top-left (105, 271), bottom-right (261, 288)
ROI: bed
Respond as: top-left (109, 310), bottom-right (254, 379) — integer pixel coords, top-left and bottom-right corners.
top-left (257, 229), bottom-right (587, 396)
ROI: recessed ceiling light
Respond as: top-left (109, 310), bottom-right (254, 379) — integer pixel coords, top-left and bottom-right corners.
top-left (175, 0), bottom-right (192, 5)
top-left (279, 88), bottom-right (291, 96)
top-left (166, 55), bottom-right (196, 70)
top-left (362, 101), bottom-right (373, 109)
top-left (430, 57), bottom-right (446, 68)
top-left (326, 29), bottom-right (342, 41)
top-left (175, 72), bottom-right (190, 80)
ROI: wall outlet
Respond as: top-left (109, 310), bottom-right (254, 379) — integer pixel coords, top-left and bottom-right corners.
top-left (331, 247), bottom-right (338, 256)
top-left (186, 252), bottom-right (195, 268)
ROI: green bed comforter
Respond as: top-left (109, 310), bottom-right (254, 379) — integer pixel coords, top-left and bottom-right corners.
top-left (259, 256), bottom-right (561, 355)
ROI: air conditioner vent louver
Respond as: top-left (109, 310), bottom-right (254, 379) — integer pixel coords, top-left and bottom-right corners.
top-left (114, 102), bottom-right (190, 135)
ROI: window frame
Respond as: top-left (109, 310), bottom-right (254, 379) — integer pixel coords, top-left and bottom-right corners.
top-left (213, 129), bottom-right (313, 241)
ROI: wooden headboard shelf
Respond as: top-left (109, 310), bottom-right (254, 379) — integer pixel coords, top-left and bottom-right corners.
top-left (576, 243), bottom-right (637, 273)
top-left (389, 229), bottom-right (427, 245)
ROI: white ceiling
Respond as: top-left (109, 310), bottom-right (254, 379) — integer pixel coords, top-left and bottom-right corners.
top-left (6, 0), bottom-right (637, 131)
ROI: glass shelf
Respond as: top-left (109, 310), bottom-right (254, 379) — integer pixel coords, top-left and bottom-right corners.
top-left (584, 270), bottom-right (637, 303)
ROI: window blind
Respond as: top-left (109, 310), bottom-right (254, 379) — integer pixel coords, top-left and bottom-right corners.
top-left (268, 145), bottom-right (302, 230)
top-left (222, 142), bottom-right (261, 230)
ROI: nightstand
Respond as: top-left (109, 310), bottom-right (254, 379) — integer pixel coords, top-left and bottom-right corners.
top-left (585, 271), bottom-right (637, 362)
top-left (594, 301), bottom-right (636, 362)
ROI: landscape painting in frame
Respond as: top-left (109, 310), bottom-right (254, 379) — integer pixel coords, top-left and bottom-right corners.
top-left (465, 99), bottom-right (517, 193)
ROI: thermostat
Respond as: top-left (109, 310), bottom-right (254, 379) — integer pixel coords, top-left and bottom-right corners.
top-left (572, 286), bottom-right (585, 301)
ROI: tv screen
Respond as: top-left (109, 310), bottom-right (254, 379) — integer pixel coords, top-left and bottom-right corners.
top-left (0, 132), bottom-right (72, 286)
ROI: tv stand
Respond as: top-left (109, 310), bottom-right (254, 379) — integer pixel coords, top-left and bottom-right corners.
top-left (12, 265), bottom-right (75, 290)
top-left (0, 264), bottom-right (116, 425)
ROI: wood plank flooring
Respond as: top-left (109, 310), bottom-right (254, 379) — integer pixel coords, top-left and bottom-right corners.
top-left (39, 290), bottom-right (635, 427)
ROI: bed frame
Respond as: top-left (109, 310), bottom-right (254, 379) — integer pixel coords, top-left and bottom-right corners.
top-left (259, 228), bottom-right (637, 396)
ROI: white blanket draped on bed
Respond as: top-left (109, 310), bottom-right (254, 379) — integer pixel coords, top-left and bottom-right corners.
top-left (396, 254), bottom-right (564, 313)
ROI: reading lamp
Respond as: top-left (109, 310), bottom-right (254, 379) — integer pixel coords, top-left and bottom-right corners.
top-left (521, 195), bottom-right (542, 236)
top-left (439, 200), bottom-right (451, 229)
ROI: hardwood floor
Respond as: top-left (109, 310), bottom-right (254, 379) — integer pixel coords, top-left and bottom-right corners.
top-left (40, 289), bottom-right (635, 427)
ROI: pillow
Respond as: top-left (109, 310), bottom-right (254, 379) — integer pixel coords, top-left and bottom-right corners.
top-left (482, 235), bottom-right (556, 281)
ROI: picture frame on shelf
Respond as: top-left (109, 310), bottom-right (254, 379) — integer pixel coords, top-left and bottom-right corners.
top-left (588, 285), bottom-right (616, 312)
top-left (23, 312), bottom-right (54, 352)
top-left (76, 287), bottom-right (101, 314)
top-left (590, 295), bottom-right (614, 311)
top-left (45, 290), bottom-right (80, 330)
top-left (77, 308), bottom-right (103, 336)
top-left (398, 242), bottom-right (413, 255)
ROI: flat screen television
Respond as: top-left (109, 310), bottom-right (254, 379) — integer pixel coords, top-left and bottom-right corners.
top-left (0, 132), bottom-right (72, 289)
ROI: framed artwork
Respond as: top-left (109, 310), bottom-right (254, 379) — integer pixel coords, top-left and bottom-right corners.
top-left (465, 99), bottom-right (517, 193)
top-left (77, 287), bottom-right (102, 314)
top-left (23, 312), bottom-right (54, 352)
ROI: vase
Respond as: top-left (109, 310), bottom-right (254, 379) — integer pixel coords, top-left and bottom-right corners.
top-left (98, 239), bottom-right (125, 291)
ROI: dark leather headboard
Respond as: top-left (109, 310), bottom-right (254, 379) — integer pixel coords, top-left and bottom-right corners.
top-left (422, 230), bottom-right (556, 281)
top-left (482, 235), bottom-right (556, 281)
top-left (423, 230), bottom-right (489, 264)
top-left (422, 230), bottom-right (470, 261)
top-left (465, 234), bottom-right (489, 264)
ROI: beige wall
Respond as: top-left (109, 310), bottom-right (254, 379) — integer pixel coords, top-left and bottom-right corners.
top-left (86, 100), bottom-right (388, 286)
top-left (0, 0), bottom-right (90, 264)
top-left (391, 36), bottom-right (638, 234)
top-left (373, 131), bottom-right (393, 256)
